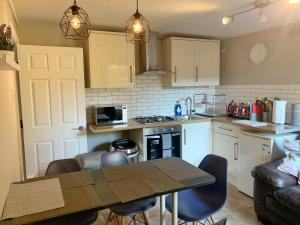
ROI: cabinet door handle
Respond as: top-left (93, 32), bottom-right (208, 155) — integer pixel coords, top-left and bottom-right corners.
top-left (130, 66), bottom-right (133, 83)
top-left (174, 66), bottom-right (177, 83)
top-left (184, 129), bottom-right (187, 145)
top-left (234, 143), bottom-right (239, 160)
top-left (218, 127), bottom-right (233, 132)
top-left (196, 66), bottom-right (198, 82)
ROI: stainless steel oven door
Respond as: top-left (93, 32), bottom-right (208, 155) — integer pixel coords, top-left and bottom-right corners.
top-left (145, 133), bottom-right (181, 160)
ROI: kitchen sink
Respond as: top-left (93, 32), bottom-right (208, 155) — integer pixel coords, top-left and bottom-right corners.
top-left (175, 114), bottom-right (208, 120)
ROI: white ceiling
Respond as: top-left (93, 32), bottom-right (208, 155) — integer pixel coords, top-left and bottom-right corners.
top-left (11, 0), bottom-right (300, 39)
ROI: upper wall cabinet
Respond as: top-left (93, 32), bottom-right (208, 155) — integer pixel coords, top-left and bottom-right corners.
top-left (162, 37), bottom-right (220, 87)
top-left (85, 31), bottom-right (135, 88)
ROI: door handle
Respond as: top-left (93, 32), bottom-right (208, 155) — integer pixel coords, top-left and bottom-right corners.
top-left (218, 127), bottom-right (233, 132)
top-left (196, 66), bottom-right (198, 82)
top-left (183, 129), bottom-right (187, 145)
top-left (174, 66), bottom-right (177, 82)
top-left (234, 143), bottom-right (238, 160)
top-left (130, 66), bottom-right (133, 83)
top-left (72, 126), bottom-right (84, 131)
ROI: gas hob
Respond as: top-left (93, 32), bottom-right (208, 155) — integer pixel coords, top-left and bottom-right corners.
top-left (134, 116), bottom-right (175, 125)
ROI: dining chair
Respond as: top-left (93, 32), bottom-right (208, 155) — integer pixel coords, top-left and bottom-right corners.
top-left (165, 154), bottom-right (228, 225)
top-left (41, 159), bottom-right (98, 225)
top-left (100, 151), bottom-right (157, 225)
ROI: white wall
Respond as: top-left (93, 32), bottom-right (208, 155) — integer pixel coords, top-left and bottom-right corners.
top-left (221, 22), bottom-right (300, 85)
top-left (18, 20), bottom-right (84, 47)
top-left (0, 0), bottom-right (23, 214)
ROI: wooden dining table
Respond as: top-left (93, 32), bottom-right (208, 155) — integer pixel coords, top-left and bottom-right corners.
top-left (0, 157), bottom-right (215, 225)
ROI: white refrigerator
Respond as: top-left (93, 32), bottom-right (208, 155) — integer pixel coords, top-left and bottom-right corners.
top-left (238, 131), bottom-right (299, 197)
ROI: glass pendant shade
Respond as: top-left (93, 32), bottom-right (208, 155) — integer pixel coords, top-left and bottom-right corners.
top-left (60, 0), bottom-right (91, 40)
top-left (125, 0), bottom-right (150, 43)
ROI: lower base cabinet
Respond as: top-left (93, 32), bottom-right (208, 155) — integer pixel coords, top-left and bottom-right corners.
top-left (181, 122), bottom-right (211, 167)
top-left (213, 132), bottom-right (239, 185)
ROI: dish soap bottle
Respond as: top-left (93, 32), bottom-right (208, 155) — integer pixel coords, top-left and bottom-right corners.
top-left (174, 101), bottom-right (182, 117)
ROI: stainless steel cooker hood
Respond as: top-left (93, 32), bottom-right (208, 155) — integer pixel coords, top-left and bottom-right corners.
top-left (135, 32), bottom-right (167, 75)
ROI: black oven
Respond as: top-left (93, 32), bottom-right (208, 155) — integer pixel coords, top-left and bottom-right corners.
top-left (144, 126), bottom-right (181, 160)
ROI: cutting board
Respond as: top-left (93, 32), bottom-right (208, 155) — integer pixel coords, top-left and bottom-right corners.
top-left (232, 120), bottom-right (268, 127)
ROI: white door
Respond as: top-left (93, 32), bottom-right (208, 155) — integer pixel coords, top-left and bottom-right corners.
top-left (182, 122), bottom-right (211, 167)
top-left (213, 132), bottom-right (239, 185)
top-left (238, 133), bottom-right (272, 197)
top-left (18, 45), bottom-right (88, 178)
top-left (89, 31), bottom-right (135, 88)
top-left (172, 39), bottom-right (195, 86)
top-left (195, 40), bottom-right (220, 86)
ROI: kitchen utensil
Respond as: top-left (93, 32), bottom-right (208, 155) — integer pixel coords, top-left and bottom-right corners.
top-left (272, 100), bottom-right (287, 124)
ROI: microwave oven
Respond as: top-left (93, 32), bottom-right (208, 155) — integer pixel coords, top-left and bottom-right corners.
top-left (94, 105), bottom-right (128, 125)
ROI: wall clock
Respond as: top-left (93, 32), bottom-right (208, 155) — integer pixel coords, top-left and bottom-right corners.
top-left (250, 43), bottom-right (268, 64)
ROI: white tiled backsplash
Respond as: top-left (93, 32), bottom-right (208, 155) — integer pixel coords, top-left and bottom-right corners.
top-left (85, 75), bottom-right (215, 122)
top-left (215, 84), bottom-right (300, 124)
top-left (85, 75), bottom-right (300, 124)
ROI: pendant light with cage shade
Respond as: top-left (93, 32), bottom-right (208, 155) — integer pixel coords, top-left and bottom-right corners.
top-left (125, 0), bottom-right (150, 43)
top-left (60, 0), bottom-right (91, 40)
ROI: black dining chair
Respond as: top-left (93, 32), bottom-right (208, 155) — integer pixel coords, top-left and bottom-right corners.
top-left (100, 151), bottom-right (157, 225)
top-left (165, 154), bottom-right (228, 225)
top-left (36, 159), bottom-right (98, 225)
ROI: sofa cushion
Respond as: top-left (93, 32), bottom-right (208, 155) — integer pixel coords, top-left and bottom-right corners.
top-left (266, 195), bottom-right (300, 225)
top-left (252, 158), bottom-right (297, 188)
top-left (274, 185), bottom-right (300, 214)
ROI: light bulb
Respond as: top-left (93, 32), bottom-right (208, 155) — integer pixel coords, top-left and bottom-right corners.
top-left (71, 15), bottom-right (81, 29)
top-left (259, 9), bottom-right (267, 23)
top-left (289, 0), bottom-right (300, 4)
top-left (132, 19), bottom-right (142, 33)
top-left (222, 16), bottom-right (233, 25)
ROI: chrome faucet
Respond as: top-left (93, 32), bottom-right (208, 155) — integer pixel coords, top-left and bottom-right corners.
top-left (185, 97), bottom-right (192, 117)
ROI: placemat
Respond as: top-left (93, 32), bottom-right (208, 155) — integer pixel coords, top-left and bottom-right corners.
top-left (151, 157), bottom-right (209, 182)
top-left (1, 178), bottom-right (64, 220)
top-left (108, 178), bottom-right (154, 203)
top-left (105, 162), bottom-right (183, 203)
top-left (58, 170), bottom-right (94, 189)
top-left (102, 161), bottom-right (156, 182)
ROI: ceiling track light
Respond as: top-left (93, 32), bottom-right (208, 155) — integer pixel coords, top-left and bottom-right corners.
top-left (222, 0), bottom-right (299, 25)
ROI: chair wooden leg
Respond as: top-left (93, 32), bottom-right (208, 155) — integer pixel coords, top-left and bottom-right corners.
top-left (132, 215), bottom-right (137, 225)
top-left (121, 216), bottom-right (126, 225)
top-left (105, 211), bottom-right (113, 225)
top-left (192, 222), bottom-right (198, 225)
top-left (141, 212), bottom-right (150, 225)
top-left (210, 216), bottom-right (215, 224)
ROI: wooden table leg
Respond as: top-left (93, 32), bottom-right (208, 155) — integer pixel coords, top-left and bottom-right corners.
top-left (172, 192), bottom-right (178, 225)
top-left (160, 195), bottom-right (166, 225)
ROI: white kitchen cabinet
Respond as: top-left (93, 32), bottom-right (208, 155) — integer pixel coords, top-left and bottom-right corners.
top-left (182, 122), bottom-right (211, 167)
top-left (238, 131), bottom-right (299, 197)
top-left (162, 37), bottom-right (220, 87)
top-left (213, 122), bottom-right (240, 186)
top-left (85, 31), bottom-right (135, 88)
top-left (195, 40), bottom-right (220, 86)
top-left (213, 132), bottom-right (239, 185)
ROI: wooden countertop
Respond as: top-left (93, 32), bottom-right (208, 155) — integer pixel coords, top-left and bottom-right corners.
top-left (89, 117), bottom-right (211, 134)
top-left (89, 116), bottom-right (300, 135)
top-left (214, 117), bottom-right (300, 135)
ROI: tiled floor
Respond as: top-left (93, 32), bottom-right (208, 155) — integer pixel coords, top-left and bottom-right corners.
top-left (94, 185), bottom-right (263, 225)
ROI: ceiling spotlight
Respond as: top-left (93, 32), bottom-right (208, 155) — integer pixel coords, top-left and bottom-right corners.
top-left (222, 16), bottom-right (233, 25)
top-left (259, 9), bottom-right (267, 23)
top-left (289, 0), bottom-right (300, 4)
